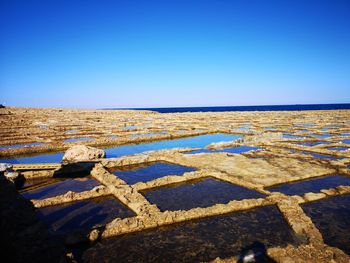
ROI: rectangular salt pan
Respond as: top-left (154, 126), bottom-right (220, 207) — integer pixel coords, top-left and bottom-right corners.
top-left (187, 146), bottom-right (260, 155)
top-left (0, 142), bottom-right (45, 150)
top-left (302, 194), bottom-right (350, 255)
top-left (81, 205), bottom-right (299, 262)
top-left (142, 178), bottom-right (265, 211)
top-left (111, 162), bottom-right (196, 184)
top-left (21, 178), bottom-right (100, 200)
top-left (37, 196), bottom-right (135, 235)
top-left (64, 137), bottom-right (94, 143)
top-left (266, 175), bottom-right (350, 196)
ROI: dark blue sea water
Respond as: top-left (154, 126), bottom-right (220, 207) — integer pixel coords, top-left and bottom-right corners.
top-left (126, 103), bottom-right (350, 113)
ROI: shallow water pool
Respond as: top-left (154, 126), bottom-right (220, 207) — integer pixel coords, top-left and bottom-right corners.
top-left (105, 133), bottom-right (242, 158)
top-left (142, 177), bottom-right (265, 211)
top-left (327, 146), bottom-right (348, 151)
top-left (0, 152), bottom-right (64, 164)
top-left (21, 177), bottom-right (100, 200)
top-left (0, 142), bottom-right (45, 150)
top-left (294, 141), bottom-right (329, 146)
top-left (186, 146), bottom-right (260, 155)
top-left (1, 133), bottom-right (242, 164)
top-left (64, 137), bottom-right (94, 143)
top-left (266, 175), bottom-right (350, 196)
top-left (37, 196), bottom-right (135, 235)
top-left (302, 194), bottom-right (350, 254)
top-left (81, 205), bottom-right (299, 262)
top-left (110, 162), bottom-right (196, 185)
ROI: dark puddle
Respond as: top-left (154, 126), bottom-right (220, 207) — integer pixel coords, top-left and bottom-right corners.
top-left (0, 142), bottom-right (45, 150)
top-left (37, 196), bottom-right (135, 235)
top-left (142, 178), bottom-right (265, 211)
top-left (81, 205), bottom-right (298, 263)
top-left (187, 146), bottom-right (261, 155)
top-left (110, 162), bottom-right (196, 185)
top-left (64, 137), bottom-right (94, 143)
top-left (302, 194), bottom-right (350, 255)
top-left (266, 175), bottom-right (350, 196)
top-left (21, 177), bottom-right (100, 200)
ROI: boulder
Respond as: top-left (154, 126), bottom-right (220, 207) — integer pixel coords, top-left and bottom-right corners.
top-left (4, 170), bottom-right (25, 187)
top-left (4, 171), bottom-right (20, 181)
top-left (0, 163), bottom-right (13, 173)
top-left (62, 145), bottom-right (105, 163)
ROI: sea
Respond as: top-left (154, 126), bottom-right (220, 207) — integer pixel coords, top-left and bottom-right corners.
top-left (123, 103), bottom-right (350, 113)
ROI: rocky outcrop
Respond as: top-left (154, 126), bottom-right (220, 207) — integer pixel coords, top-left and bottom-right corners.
top-left (62, 145), bottom-right (105, 163)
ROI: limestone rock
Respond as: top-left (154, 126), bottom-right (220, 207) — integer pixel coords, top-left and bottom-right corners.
top-left (88, 229), bottom-right (100, 242)
top-left (303, 192), bottom-right (326, 202)
top-left (4, 171), bottom-right (19, 181)
top-left (0, 163), bottom-right (12, 172)
top-left (4, 170), bottom-right (25, 187)
top-left (62, 145), bottom-right (105, 163)
top-left (320, 188), bottom-right (338, 196)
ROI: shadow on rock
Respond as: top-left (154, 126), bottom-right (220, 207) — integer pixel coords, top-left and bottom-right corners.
top-left (0, 174), bottom-right (66, 263)
top-left (53, 162), bottom-right (96, 179)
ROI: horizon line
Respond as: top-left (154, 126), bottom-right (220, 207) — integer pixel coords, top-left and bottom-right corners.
top-left (103, 102), bottom-right (350, 110)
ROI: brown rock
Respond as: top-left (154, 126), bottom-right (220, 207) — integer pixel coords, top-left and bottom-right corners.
top-left (62, 145), bottom-right (105, 163)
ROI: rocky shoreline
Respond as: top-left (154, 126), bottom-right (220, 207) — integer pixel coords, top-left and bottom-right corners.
top-left (0, 107), bottom-right (350, 262)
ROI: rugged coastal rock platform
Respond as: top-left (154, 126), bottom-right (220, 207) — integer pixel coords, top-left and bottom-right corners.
top-left (1, 107), bottom-right (350, 262)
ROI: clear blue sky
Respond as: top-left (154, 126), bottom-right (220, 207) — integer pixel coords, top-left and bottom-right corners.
top-left (1, 0), bottom-right (349, 108)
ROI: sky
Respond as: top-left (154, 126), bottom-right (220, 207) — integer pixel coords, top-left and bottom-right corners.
top-left (1, 0), bottom-right (350, 108)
